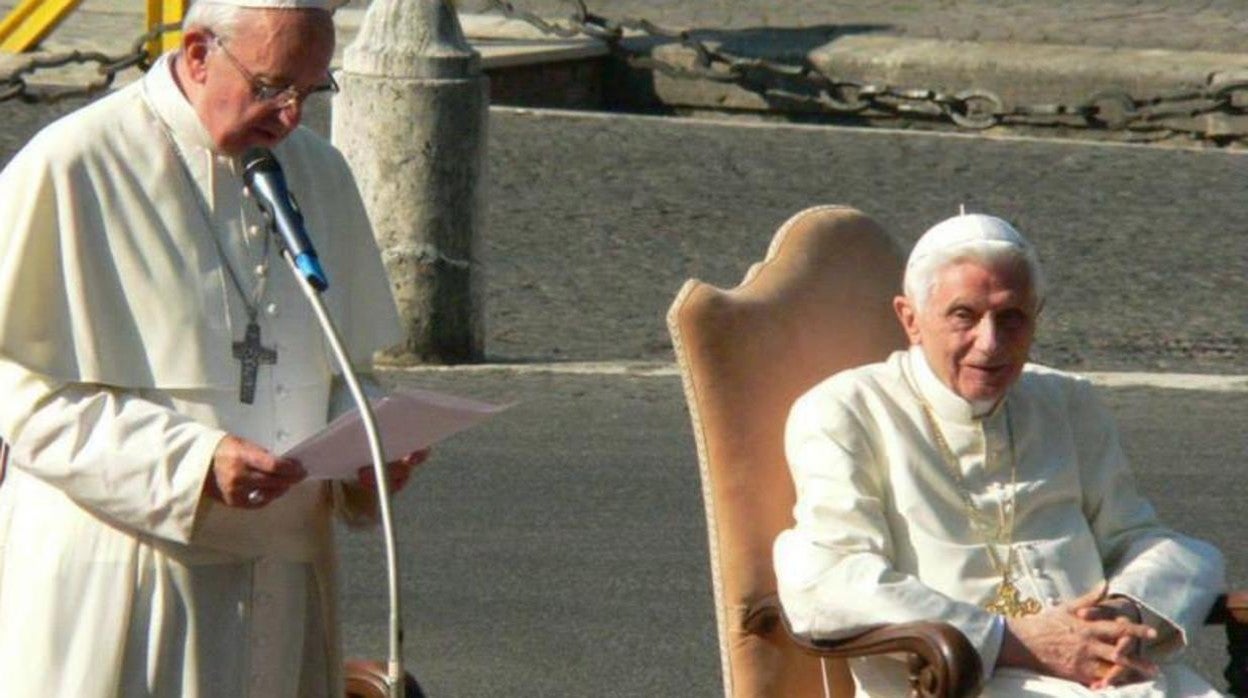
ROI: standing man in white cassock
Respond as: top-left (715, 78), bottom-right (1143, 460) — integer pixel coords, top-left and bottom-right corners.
top-left (774, 214), bottom-right (1226, 696)
top-left (0, 1), bottom-right (427, 695)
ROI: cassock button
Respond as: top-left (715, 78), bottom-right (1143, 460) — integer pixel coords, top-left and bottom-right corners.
top-left (266, 303), bottom-right (279, 317)
top-left (248, 225), bottom-right (261, 239)
top-left (254, 264), bottom-right (267, 278)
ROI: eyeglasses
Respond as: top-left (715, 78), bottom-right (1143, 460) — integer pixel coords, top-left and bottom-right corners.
top-left (212, 36), bottom-right (338, 108)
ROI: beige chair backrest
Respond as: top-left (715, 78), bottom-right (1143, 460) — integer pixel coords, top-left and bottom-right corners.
top-left (668, 206), bottom-right (908, 697)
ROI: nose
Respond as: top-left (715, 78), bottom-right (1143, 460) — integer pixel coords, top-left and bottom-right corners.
top-left (973, 315), bottom-right (1002, 354)
top-left (276, 99), bottom-right (303, 131)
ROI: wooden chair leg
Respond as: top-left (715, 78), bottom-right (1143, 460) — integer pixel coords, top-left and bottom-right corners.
top-left (344, 660), bottom-right (424, 698)
top-left (1225, 619), bottom-right (1248, 697)
top-left (1207, 592), bottom-right (1248, 696)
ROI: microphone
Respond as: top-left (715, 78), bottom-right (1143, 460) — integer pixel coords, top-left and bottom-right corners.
top-left (241, 147), bottom-right (329, 291)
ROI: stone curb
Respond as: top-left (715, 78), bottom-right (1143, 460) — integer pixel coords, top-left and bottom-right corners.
top-left (810, 36), bottom-right (1248, 106)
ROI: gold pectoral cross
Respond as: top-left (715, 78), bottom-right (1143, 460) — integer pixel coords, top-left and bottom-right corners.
top-left (984, 575), bottom-right (1042, 617)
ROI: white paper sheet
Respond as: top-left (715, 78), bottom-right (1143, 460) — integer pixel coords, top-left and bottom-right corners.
top-left (285, 388), bottom-right (513, 480)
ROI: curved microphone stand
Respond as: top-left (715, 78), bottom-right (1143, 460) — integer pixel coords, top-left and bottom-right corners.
top-left (283, 249), bottom-right (407, 698)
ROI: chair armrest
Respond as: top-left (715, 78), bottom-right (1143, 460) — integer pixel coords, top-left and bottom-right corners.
top-left (1205, 592), bottom-right (1248, 697)
top-left (745, 594), bottom-right (983, 698)
top-left (1206, 591), bottom-right (1248, 625)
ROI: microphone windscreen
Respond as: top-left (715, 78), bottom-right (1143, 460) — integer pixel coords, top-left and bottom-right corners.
top-left (241, 147), bottom-right (281, 184)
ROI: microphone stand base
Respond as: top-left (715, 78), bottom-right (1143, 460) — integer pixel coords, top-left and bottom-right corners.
top-left (344, 659), bottom-right (425, 698)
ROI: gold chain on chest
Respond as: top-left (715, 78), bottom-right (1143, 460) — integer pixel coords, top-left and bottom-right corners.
top-left (918, 400), bottom-right (1042, 617)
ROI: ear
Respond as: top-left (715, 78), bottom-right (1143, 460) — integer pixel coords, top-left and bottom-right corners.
top-left (892, 295), bottom-right (922, 346)
top-left (180, 28), bottom-right (214, 84)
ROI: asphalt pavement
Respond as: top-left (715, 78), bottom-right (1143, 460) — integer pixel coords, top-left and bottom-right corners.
top-left (477, 109), bottom-right (1246, 374)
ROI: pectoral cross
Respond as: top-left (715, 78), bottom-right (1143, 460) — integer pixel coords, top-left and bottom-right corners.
top-left (232, 321), bottom-right (277, 404)
top-left (984, 575), bottom-right (1042, 618)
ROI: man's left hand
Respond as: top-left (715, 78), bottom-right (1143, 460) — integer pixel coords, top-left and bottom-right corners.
top-left (354, 448), bottom-right (430, 493)
top-left (1076, 595), bottom-right (1149, 689)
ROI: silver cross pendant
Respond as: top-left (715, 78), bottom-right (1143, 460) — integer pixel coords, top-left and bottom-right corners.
top-left (231, 321), bottom-right (278, 404)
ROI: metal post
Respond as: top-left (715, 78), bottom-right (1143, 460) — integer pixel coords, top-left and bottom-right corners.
top-left (333, 0), bottom-right (488, 364)
top-left (0, 0), bottom-right (83, 54)
top-left (145, 0), bottom-right (186, 59)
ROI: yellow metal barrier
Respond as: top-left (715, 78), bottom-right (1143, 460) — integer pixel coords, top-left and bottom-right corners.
top-left (146, 0), bottom-right (186, 59)
top-left (0, 0), bottom-right (85, 54)
top-left (0, 0), bottom-right (186, 58)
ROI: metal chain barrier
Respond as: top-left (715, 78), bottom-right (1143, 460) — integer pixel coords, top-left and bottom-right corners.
top-left (482, 0), bottom-right (1248, 143)
top-left (0, 23), bottom-right (178, 104)
top-left (4, 5), bottom-right (1247, 143)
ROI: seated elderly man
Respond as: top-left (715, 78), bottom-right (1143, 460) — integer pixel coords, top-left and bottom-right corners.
top-left (773, 213), bottom-right (1225, 696)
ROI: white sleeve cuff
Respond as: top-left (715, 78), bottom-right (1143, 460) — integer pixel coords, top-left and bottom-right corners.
top-left (979, 614), bottom-right (1006, 679)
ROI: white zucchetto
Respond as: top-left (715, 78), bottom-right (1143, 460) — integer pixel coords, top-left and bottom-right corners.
top-left (902, 211), bottom-right (1046, 313)
top-left (197, 0), bottom-right (348, 9)
top-left (906, 213), bottom-right (1031, 270)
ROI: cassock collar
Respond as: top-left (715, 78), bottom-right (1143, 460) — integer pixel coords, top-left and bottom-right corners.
top-left (906, 345), bottom-right (1003, 424)
top-left (143, 53), bottom-right (219, 156)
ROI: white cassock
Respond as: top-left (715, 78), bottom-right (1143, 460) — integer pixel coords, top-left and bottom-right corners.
top-left (774, 347), bottom-right (1226, 697)
top-left (0, 54), bottom-right (401, 697)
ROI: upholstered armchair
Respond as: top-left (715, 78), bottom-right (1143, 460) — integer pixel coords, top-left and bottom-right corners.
top-left (666, 205), bottom-right (1248, 698)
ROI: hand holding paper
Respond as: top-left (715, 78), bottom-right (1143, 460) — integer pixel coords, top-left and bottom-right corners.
top-left (355, 448), bottom-right (429, 493)
top-left (285, 388), bottom-right (512, 480)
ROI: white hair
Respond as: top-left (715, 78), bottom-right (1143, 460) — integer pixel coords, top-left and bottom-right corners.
top-left (182, 1), bottom-right (246, 41)
top-left (903, 235), bottom-right (1046, 312)
top-left (181, 1), bottom-right (336, 52)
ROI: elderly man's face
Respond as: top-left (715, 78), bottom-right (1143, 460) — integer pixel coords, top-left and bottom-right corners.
top-left (894, 259), bottom-right (1039, 402)
top-left (184, 10), bottom-right (335, 154)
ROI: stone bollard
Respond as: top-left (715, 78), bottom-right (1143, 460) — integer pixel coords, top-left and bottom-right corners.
top-left (333, 0), bottom-right (488, 363)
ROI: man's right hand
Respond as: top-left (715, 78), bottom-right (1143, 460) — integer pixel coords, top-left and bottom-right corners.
top-left (997, 583), bottom-right (1159, 687)
top-left (205, 435), bottom-right (306, 508)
